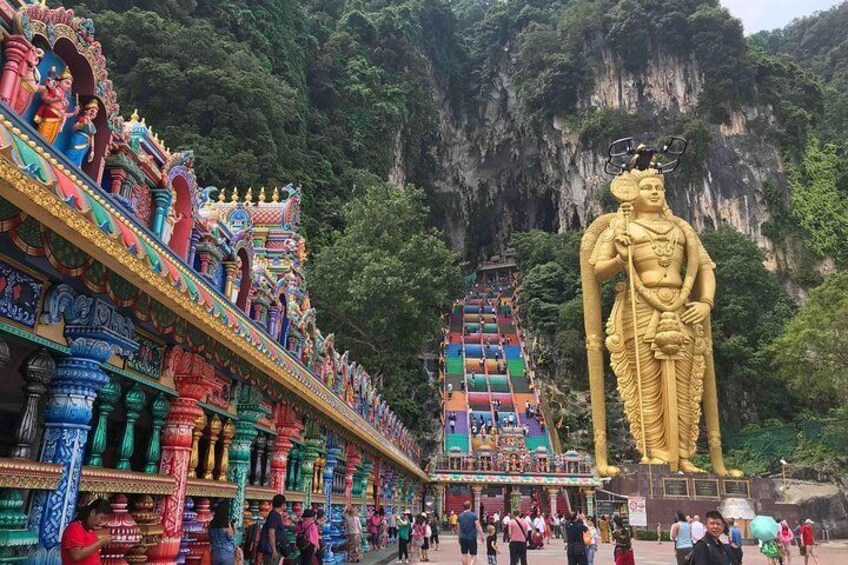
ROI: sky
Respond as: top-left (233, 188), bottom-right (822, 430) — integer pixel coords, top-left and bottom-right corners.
top-left (721, 0), bottom-right (841, 33)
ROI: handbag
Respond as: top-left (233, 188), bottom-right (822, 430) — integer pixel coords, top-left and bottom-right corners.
top-left (234, 546), bottom-right (245, 565)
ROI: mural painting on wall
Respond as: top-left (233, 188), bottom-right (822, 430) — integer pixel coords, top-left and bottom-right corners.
top-left (126, 330), bottom-right (165, 379)
top-left (0, 257), bottom-right (44, 328)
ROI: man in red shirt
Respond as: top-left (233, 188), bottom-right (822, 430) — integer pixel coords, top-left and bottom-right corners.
top-left (800, 519), bottom-right (820, 565)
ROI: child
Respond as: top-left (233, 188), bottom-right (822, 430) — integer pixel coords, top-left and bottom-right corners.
top-left (656, 522), bottom-right (662, 544)
top-left (486, 524), bottom-right (499, 565)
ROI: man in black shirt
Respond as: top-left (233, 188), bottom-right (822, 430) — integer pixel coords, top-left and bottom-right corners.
top-left (690, 510), bottom-right (732, 565)
top-left (564, 512), bottom-right (588, 565)
top-left (258, 494), bottom-right (287, 564)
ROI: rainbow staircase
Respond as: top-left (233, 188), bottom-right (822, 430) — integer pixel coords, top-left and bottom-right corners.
top-left (443, 286), bottom-right (553, 455)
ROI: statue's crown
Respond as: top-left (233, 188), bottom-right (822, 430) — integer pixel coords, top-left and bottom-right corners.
top-left (621, 167), bottom-right (664, 184)
top-left (58, 67), bottom-right (73, 81)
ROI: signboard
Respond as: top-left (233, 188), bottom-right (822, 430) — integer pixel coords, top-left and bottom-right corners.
top-left (628, 496), bottom-right (647, 527)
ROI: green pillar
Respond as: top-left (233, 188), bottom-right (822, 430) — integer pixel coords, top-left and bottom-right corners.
top-left (228, 385), bottom-right (269, 539)
top-left (117, 383), bottom-right (146, 470)
top-left (300, 438), bottom-right (322, 505)
top-left (0, 489), bottom-right (38, 559)
top-left (144, 393), bottom-right (170, 473)
top-left (86, 379), bottom-right (122, 467)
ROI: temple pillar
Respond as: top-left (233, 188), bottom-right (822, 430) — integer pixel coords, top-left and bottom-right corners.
top-left (151, 190), bottom-right (173, 238)
top-left (228, 385), bottom-right (268, 537)
top-left (86, 379), bottom-right (121, 467)
top-left (187, 229), bottom-right (201, 270)
top-left (117, 383), bottom-right (146, 470)
top-left (434, 484), bottom-right (445, 519)
top-left (0, 35), bottom-right (33, 106)
top-left (28, 286), bottom-right (138, 563)
top-left (202, 415), bottom-right (222, 480)
top-left (322, 442), bottom-right (340, 563)
top-left (147, 348), bottom-right (220, 565)
top-left (472, 485), bottom-right (483, 517)
top-left (269, 405), bottom-right (301, 492)
top-left (344, 444), bottom-right (360, 503)
top-left (11, 349), bottom-right (55, 459)
top-left (300, 438), bottom-right (322, 505)
top-left (144, 393), bottom-right (171, 473)
top-left (222, 262), bottom-right (238, 302)
top-left (547, 487), bottom-right (558, 517)
top-left (217, 419), bottom-right (235, 481)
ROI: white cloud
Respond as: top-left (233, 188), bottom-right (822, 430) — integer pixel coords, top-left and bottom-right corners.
top-left (721, 0), bottom-right (841, 33)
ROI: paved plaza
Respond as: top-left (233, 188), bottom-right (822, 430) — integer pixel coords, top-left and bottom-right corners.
top-left (394, 534), bottom-right (848, 565)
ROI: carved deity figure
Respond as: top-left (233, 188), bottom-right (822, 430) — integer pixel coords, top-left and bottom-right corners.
top-left (65, 99), bottom-right (98, 167)
top-left (582, 165), bottom-right (740, 477)
top-left (33, 66), bottom-right (76, 143)
top-left (13, 47), bottom-right (44, 114)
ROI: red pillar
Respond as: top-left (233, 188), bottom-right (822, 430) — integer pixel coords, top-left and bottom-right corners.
top-left (147, 348), bottom-right (219, 565)
top-left (269, 403), bottom-right (302, 493)
top-left (344, 444), bottom-right (361, 503)
top-left (0, 35), bottom-right (34, 107)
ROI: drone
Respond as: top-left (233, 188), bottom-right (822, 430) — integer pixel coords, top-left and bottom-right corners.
top-left (604, 137), bottom-right (689, 176)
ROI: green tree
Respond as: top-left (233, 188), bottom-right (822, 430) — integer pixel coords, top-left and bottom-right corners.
top-left (772, 272), bottom-right (848, 409)
top-left (309, 183), bottom-right (463, 433)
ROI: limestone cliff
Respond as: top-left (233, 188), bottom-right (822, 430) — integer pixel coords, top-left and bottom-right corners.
top-left (406, 49), bottom-right (787, 266)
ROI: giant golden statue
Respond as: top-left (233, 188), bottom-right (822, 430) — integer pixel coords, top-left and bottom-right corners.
top-left (581, 140), bottom-right (740, 477)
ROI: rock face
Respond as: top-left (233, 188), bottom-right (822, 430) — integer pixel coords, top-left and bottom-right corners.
top-left (415, 49), bottom-right (786, 262)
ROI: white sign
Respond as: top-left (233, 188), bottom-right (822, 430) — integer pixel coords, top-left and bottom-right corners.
top-left (628, 496), bottom-right (647, 527)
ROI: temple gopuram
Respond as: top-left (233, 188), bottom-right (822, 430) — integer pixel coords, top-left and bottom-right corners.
top-left (0, 2), bottom-right (425, 563)
top-left (432, 254), bottom-right (602, 520)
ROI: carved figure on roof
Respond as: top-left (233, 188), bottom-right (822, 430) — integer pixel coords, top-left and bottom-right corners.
top-left (319, 333), bottom-right (336, 387)
top-left (33, 66), bottom-right (76, 143)
top-left (13, 46), bottom-right (44, 114)
top-left (65, 98), bottom-right (98, 167)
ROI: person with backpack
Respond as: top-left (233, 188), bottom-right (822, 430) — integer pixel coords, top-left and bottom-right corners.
top-left (612, 516), bottom-right (634, 565)
top-left (727, 518), bottom-right (743, 565)
top-left (257, 495), bottom-right (287, 565)
top-left (671, 511), bottom-right (694, 565)
top-left (296, 509), bottom-right (320, 565)
top-left (688, 510), bottom-right (732, 565)
top-left (585, 518), bottom-right (599, 565)
top-left (411, 514), bottom-right (428, 563)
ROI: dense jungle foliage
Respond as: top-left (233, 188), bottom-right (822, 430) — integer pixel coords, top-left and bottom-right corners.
top-left (65, 0), bottom-right (848, 460)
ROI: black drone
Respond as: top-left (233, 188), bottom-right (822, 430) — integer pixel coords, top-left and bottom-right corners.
top-left (604, 137), bottom-right (689, 176)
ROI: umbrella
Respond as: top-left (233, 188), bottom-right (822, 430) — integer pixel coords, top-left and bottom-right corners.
top-left (750, 515), bottom-right (779, 541)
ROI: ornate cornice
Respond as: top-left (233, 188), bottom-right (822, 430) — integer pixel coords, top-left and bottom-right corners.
top-left (244, 486), bottom-right (277, 502)
top-left (78, 466), bottom-right (176, 495)
top-left (429, 472), bottom-right (602, 487)
top-left (0, 458), bottom-right (63, 490)
top-left (185, 478), bottom-right (238, 499)
top-left (0, 110), bottom-right (426, 481)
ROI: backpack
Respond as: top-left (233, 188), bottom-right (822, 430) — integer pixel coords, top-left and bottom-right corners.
top-left (582, 529), bottom-right (592, 546)
top-left (296, 521), bottom-right (315, 551)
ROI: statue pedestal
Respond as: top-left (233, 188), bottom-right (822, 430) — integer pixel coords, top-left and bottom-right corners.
top-left (604, 463), bottom-right (800, 538)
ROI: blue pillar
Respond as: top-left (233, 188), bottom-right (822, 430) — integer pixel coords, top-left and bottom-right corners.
top-left (28, 285), bottom-right (137, 565)
top-left (322, 441), bottom-right (340, 564)
top-left (151, 189), bottom-right (173, 237)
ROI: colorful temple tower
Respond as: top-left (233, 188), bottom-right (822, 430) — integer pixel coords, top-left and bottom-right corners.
top-left (433, 254), bottom-right (601, 519)
top-left (0, 2), bottom-right (423, 563)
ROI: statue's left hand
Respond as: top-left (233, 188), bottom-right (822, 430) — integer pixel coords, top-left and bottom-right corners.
top-left (681, 301), bottom-right (711, 325)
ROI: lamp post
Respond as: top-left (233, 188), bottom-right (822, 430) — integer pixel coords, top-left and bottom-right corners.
top-left (780, 459), bottom-right (788, 498)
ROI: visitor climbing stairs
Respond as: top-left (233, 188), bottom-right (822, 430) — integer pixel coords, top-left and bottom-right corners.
top-left (442, 285), bottom-right (553, 456)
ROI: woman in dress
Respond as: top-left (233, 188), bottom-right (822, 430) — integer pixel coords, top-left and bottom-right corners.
top-left (344, 506), bottom-right (362, 563)
top-left (779, 520), bottom-right (795, 565)
top-left (209, 500), bottom-right (235, 565)
top-left (378, 508), bottom-right (389, 549)
top-left (599, 515), bottom-right (611, 544)
top-left (61, 498), bottom-right (112, 564)
top-left (612, 516), bottom-right (635, 565)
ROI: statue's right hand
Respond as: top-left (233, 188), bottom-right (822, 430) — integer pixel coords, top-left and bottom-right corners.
top-left (614, 233), bottom-right (631, 261)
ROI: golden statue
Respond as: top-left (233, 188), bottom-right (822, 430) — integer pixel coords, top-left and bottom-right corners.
top-left (581, 141), bottom-right (740, 477)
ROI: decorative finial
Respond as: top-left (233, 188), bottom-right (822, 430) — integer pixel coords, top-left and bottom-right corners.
top-left (130, 109), bottom-right (139, 122)
top-left (272, 187), bottom-right (280, 203)
top-left (141, 117), bottom-right (146, 125)
top-left (218, 190), bottom-right (225, 203)
top-left (245, 187), bottom-right (253, 203)
top-left (259, 187), bottom-right (266, 203)
top-left (231, 187), bottom-right (239, 203)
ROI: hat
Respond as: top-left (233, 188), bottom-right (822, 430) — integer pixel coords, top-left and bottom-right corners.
top-left (302, 509), bottom-right (316, 519)
top-left (805, 519), bottom-right (814, 525)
